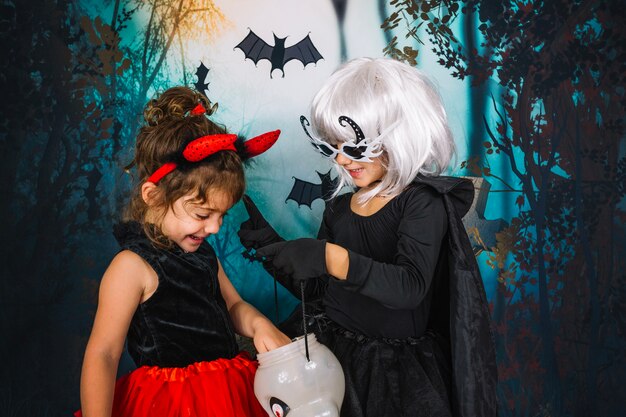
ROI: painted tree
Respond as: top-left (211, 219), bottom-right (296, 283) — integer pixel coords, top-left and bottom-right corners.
top-left (383, 0), bottom-right (626, 415)
top-left (330, 0), bottom-right (349, 61)
top-left (0, 0), bottom-right (127, 413)
top-left (128, 0), bottom-right (224, 102)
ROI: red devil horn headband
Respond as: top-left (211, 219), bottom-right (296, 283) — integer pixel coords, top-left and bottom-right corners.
top-left (147, 130), bottom-right (281, 184)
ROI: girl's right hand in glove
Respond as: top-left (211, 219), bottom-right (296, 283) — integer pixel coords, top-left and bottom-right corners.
top-left (238, 195), bottom-right (284, 250)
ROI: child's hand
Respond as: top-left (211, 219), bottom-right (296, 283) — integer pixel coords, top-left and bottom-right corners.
top-left (252, 320), bottom-right (292, 353)
top-left (256, 238), bottom-right (327, 282)
top-left (238, 195), bottom-right (284, 250)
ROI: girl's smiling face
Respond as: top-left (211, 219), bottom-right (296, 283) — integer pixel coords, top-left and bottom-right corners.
top-left (334, 147), bottom-right (386, 189)
top-left (159, 190), bottom-right (232, 253)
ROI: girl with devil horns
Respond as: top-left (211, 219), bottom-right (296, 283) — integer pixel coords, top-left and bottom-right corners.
top-left (77, 86), bottom-right (290, 417)
top-left (239, 58), bottom-right (497, 416)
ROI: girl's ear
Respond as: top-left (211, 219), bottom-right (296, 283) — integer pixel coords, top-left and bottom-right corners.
top-left (141, 182), bottom-right (158, 205)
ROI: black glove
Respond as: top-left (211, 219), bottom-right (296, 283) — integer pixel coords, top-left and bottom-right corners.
top-left (238, 194), bottom-right (284, 250)
top-left (256, 238), bottom-right (327, 282)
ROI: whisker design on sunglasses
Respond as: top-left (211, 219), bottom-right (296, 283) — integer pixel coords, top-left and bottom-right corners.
top-left (300, 115), bottom-right (396, 163)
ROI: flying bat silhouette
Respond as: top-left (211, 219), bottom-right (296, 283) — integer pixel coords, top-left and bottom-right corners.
top-left (194, 62), bottom-right (210, 95)
top-left (286, 170), bottom-right (338, 208)
top-left (235, 29), bottom-right (323, 78)
top-left (193, 61), bottom-right (219, 113)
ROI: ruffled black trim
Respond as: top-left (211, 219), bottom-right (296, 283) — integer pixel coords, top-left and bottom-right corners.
top-left (412, 175), bottom-right (474, 217)
top-left (113, 221), bottom-right (145, 246)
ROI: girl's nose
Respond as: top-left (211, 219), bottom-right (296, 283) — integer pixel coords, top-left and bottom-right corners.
top-left (335, 152), bottom-right (350, 166)
top-left (204, 217), bottom-right (221, 235)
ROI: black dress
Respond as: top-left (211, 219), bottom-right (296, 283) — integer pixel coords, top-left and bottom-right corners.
top-left (73, 222), bottom-right (267, 417)
top-left (114, 221), bottom-right (239, 367)
top-left (276, 176), bottom-right (497, 417)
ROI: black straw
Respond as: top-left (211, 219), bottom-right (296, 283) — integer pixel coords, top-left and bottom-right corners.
top-left (300, 281), bottom-right (310, 362)
top-left (273, 276), bottom-right (279, 323)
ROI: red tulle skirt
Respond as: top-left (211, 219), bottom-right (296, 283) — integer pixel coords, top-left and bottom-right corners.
top-left (75, 352), bottom-right (267, 417)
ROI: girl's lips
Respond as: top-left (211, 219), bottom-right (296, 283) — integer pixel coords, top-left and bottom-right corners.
top-left (348, 168), bottom-right (363, 178)
top-left (188, 235), bottom-right (205, 242)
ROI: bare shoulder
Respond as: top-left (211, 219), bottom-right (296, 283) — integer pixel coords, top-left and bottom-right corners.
top-left (87, 250), bottom-right (156, 355)
top-left (109, 249), bottom-right (149, 271)
top-left (103, 250), bottom-right (158, 303)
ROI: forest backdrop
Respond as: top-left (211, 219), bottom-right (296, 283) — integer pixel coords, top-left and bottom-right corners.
top-left (1, 0), bottom-right (625, 416)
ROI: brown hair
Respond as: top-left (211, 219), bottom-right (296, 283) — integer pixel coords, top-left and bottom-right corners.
top-left (124, 86), bottom-right (245, 246)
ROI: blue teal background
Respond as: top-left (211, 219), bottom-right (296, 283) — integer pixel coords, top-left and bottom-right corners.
top-left (1, 1), bottom-right (625, 416)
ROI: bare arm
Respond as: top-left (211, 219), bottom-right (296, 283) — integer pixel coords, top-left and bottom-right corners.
top-left (325, 243), bottom-right (349, 280)
top-left (79, 251), bottom-right (153, 417)
top-left (217, 260), bottom-right (291, 353)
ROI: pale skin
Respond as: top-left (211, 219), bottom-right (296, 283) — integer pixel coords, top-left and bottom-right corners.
top-left (324, 148), bottom-right (393, 280)
top-left (79, 183), bottom-right (290, 417)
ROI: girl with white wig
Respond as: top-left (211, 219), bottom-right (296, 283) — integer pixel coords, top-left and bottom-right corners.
top-left (239, 57), bottom-right (497, 417)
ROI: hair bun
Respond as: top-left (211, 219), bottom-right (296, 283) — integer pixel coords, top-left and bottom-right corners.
top-left (143, 99), bottom-right (164, 126)
top-left (143, 87), bottom-right (219, 126)
top-left (144, 101), bottom-right (188, 126)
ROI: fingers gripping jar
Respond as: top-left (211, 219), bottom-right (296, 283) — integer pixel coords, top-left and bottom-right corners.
top-left (254, 334), bottom-right (345, 417)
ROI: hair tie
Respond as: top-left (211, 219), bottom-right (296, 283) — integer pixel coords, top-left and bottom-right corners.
top-left (190, 103), bottom-right (206, 115)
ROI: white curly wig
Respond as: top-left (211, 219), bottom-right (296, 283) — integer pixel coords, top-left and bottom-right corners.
top-left (309, 57), bottom-right (455, 203)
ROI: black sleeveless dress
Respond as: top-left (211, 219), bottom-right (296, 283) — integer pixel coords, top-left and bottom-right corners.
top-left (75, 221), bottom-right (266, 417)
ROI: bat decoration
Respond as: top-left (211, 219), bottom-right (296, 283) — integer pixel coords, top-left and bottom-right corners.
top-left (286, 170), bottom-right (338, 208)
top-left (460, 177), bottom-right (509, 256)
top-left (194, 62), bottom-right (211, 95)
top-left (235, 29), bottom-right (323, 78)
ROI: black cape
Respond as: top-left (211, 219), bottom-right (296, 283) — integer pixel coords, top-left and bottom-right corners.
top-left (414, 175), bottom-right (497, 417)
